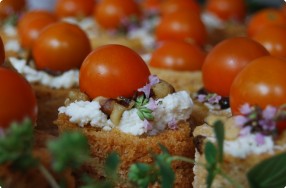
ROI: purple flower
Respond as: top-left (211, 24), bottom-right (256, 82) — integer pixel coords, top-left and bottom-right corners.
top-left (168, 118), bottom-right (178, 130)
top-left (208, 95), bottom-right (221, 104)
top-left (255, 133), bottom-right (265, 145)
top-left (240, 126), bottom-right (251, 136)
top-left (197, 94), bottom-right (206, 103)
top-left (259, 119), bottom-right (276, 131)
top-left (138, 75), bottom-right (160, 98)
top-left (138, 84), bottom-right (152, 98)
top-left (234, 115), bottom-right (248, 127)
top-left (149, 75), bottom-right (160, 85)
top-left (145, 98), bottom-right (157, 111)
top-left (262, 105), bottom-right (277, 120)
top-left (239, 103), bottom-right (252, 115)
top-left (143, 119), bottom-right (153, 132)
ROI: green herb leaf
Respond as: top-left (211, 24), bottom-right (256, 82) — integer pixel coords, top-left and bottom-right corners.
top-left (213, 120), bottom-right (224, 162)
top-left (156, 156), bottom-right (175, 188)
top-left (247, 152), bottom-right (286, 188)
top-left (204, 141), bottom-right (217, 166)
top-left (47, 131), bottom-right (90, 172)
top-left (105, 152), bottom-right (120, 182)
top-left (128, 163), bottom-right (157, 188)
top-left (0, 119), bottom-right (38, 170)
top-left (206, 170), bottom-right (216, 188)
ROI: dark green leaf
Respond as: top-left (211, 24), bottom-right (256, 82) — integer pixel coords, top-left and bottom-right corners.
top-left (47, 131), bottom-right (90, 172)
top-left (156, 155), bottom-right (175, 188)
top-left (206, 170), bottom-right (216, 188)
top-left (247, 152), bottom-right (286, 188)
top-left (105, 152), bottom-right (120, 181)
top-left (213, 120), bottom-right (224, 162)
top-left (204, 141), bottom-right (217, 166)
top-left (128, 163), bottom-right (157, 188)
top-left (0, 119), bottom-right (37, 169)
top-left (137, 110), bottom-right (145, 120)
top-left (80, 174), bottom-right (114, 188)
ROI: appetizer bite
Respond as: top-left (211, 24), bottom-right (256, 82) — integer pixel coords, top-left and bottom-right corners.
top-left (56, 44), bottom-right (195, 187)
top-left (193, 55), bottom-right (286, 187)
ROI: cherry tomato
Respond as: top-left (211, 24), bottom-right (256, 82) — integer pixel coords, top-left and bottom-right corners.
top-left (55, 0), bottom-right (95, 18)
top-left (94, 0), bottom-right (141, 29)
top-left (32, 22), bottom-right (91, 72)
top-left (247, 8), bottom-right (286, 37)
top-left (155, 11), bottom-right (207, 46)
top-left (230, 56), bottom-right (286, 115)
top-left (140, 0), bottom-right (162, 14)
top-left (277, 121), bottom-right (286, 135)
top-left (0, 67), bottom-right (37, 128)
top-left (202, 37), bottom-right (269, 97)
top-left (205, 0), bottom-right (246, 22)
top-left (0, 36), bottom-right (5, 65)
top-left (80, 44), bottom-right (150, 99)
top-left (17, 10), bottom-right (58, 49)
top-left (252, 25), bottom-right (286, 59)
top-left (159, 0), bottom-right (200, 16)
top-left (0, 0), bottom-right (26, 19)
top-left (149, 40), bottom-right (206, 71)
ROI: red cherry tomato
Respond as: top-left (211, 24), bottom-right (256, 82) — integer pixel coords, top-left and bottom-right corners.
top-left (155, 11), bottom-right (207, 46)
top-left (230, 56), bottom-right (286, 114)
top-left (55, 0), bottom-right (95, 18)
top-left (149, 40), bottom-right (206, 71)
top-left (0, 0), bottom-right (26, 19)
top-left (17, 10), bottom-right (58, 49)
top-left (0, 67), bottom-right (37, 128)
top-left (0, 36), bottom-right (5, 65)
top-left (32, 22), bottom-right (91, 72)
top-left (94, 0), bottom-right (141, 29)
top-left (202, 37), bottom-right (269, 97)
top-left (247, 8), bottom-right (286, 37)
top-left (277, 121), bottom-right (286, 135)
top-left (159, 0), bottom-right (201, 16)
top-left (205, 0), bottom-right (246, 22)
top-left (252, 25), bottom-right (286, 59)
top-left (80, 44), bottom-right (150, 99)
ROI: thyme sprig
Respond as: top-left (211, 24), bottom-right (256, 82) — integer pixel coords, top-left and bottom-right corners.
top-left (135, 95), bottom-right (154, 121)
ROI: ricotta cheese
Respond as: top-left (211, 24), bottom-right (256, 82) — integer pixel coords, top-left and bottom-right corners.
top-left (9, 57), bottom-right (79, 89)
top-left (5, 39), bottom-right (21, 52)
top-left (223, 134), bottom-right (274, 158)
top-left (59, 91), bottom-right (193, 136)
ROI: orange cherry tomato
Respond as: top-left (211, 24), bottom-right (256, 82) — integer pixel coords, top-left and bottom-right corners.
top-left (0, 0), bottom-right (26, 19)
top-left (0, 36), bottom-right (5, 65)
top-left (230, 56), bottom-right (286, 115)
top-left (140, 0), bottom-right (163, 13)
top-left (0, 67), bottom-right (37, 128)
top-left (205, 0), bottom-right (246, 22)
top-left (247, 8), bottom-right (286, 37)
top-left (80, 44), bottom-right (150, 99)
top-left (17, 10), bottom-right (58, 49)
top-left (149, 40), bottom-right (206, 71)
top-left (55, 0), bottom-right (95, 18)
top-left (252, 25), bottom-right (286, 59)
top-left (94, 0), bottom-right (141, 29)
top-left (155, 11), bottom-right (207, 46)
top-left (159, 0), bottom-right (201, 16)
top-left (202, 37), bottom-right (269, 97)
top-left (32, 22), bottom-right (91, 72)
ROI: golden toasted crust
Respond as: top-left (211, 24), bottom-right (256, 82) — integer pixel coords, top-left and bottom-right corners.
top-left (55, 114), bottom-right (195, 187)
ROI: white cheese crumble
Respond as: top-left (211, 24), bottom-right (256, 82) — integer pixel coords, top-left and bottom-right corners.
top-left (201, 12), bottom-right (224, 29)
top-left (9, 57), bottom-right (79, 89)
top-left (5, 39), bottom-right (21, 52)
top-left (223, 135), bottom-right (274, 158)
top-left (58, 101), bottom-right (112, 131)
top-left (59, 91), bottom-right (193, 136)
top-left (3, 25), bottom-right (17, 37)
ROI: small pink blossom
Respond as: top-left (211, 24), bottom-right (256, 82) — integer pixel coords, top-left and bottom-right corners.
top-left (234, 115), bottom-right (248, 127)
top-left (197, 94), bottom-right (206, 103)
top-left (138, 75), bottom-right (160, 98)
top-left (259, 119), bottom-right (276, 131)
top-left (208, 95), bottom-right (221, 104)
top-left (168, 118), bottom-right (178, 130)
top-left (262, 105), bottom-right (277, 120)
top-left (239, 103), bottom-right (252, 115)
top-left (145, 98), bottom-right (157, 111)
top-left (143, 119), bottom-right (153, 133)
top-left (255, 133), bottom-right (265, 145)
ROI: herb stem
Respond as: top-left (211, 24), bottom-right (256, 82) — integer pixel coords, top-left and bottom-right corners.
top-left (38, 164), bottom-right (61, 188)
